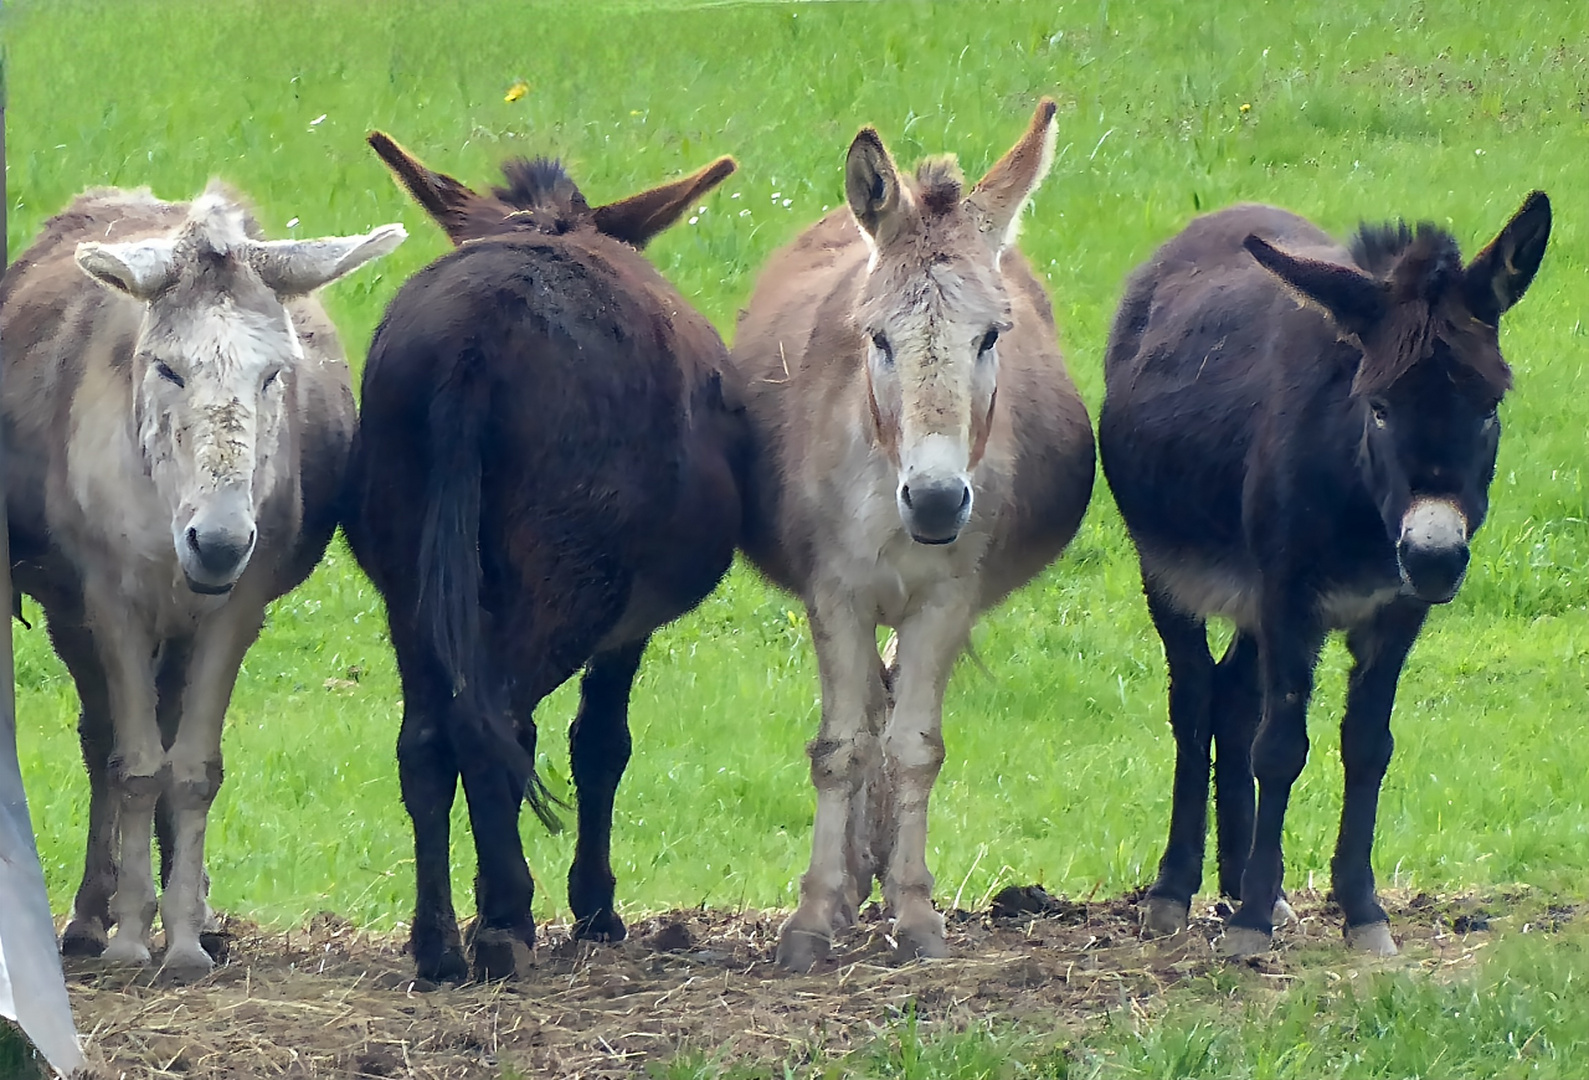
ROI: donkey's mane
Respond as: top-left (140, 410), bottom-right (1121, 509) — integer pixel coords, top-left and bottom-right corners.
top-left (1348, 220), bottom-right (1463, 299)
top-left (1345, 220), bottom-right (1508, 396)
top-left (913, 156), bottom-right (964, 217)
top-left (181, 182), bottom-right (261, 257)
top-left (493, 158), bottom-right (588, 219)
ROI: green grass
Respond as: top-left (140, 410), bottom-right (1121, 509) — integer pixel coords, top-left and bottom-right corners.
top-left (0, 1020), bottom-right (47, 1080)
top-left (648, 921), bottom-right (1589, 1078)
top-left (5, 0), bottom-right (1586, 959)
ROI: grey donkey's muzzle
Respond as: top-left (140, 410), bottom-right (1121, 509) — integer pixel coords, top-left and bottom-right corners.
top-left (176, 490), bottom-right (257, 594)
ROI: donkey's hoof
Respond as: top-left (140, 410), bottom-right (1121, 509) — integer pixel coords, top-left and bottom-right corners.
top-left (893, 918), bottom-right (948, 962)
top-left (573, 908), bottom-right (627, 944)
top-left (160, 942), bottom-right (216, 983)
top-left (775, 924), bottom-right (831, 973)
top-left (1217, 925), bottom-right (1273, 959)
top-left (1272, 897), bottom-right (1299, 927)
top-left (102, 935), bottom-right (153, 966)
top-left (415, 944), bottom-right (469, 984)
top-left (469, 925), bottom-right (534, 982)
top-left (1139, 897), bottom-right (1190, 938)
top-left (1345, 921), bottom-right (1398, 956)
top-left (60, 918), bottom-right (109, 958)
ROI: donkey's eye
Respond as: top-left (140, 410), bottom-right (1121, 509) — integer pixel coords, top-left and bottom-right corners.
top-left (978, 328), bottom-right (1000, 355)
top-left (871, 331), bottom-right (894, 365)
top-left (1481, 405), bottom-right (1499, 430)
top-left (1369, 400), bottom-right (1389, 428)
top-left (155, 362), bottom-right (186, 389)
top-left (262, 369), bottom-right (280, 392)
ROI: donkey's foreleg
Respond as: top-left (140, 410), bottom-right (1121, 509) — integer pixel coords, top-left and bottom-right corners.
top-left (879, 600), bottom-right (972, 962)
top-left (776, 596), bottom-right (884, 972)
top-left (96, 616), bottom-right (164, 966)
top-left (1333, 600), bottom-right (1426, 957)
top-left (1222, 602), bottom-right (1325, 958)
top-left (1139, 587), bottom-right (1215, 938)
top-left (160, 611), bottom-right (257, 980)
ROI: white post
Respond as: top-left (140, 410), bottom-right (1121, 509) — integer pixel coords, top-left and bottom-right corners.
top-left (0, 6), bottom-right (89, 1072)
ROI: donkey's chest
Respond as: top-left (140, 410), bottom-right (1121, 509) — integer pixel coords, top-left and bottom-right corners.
top-left (812, 454), bottom-right (994, 625)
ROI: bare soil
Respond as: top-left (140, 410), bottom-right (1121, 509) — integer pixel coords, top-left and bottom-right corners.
top-left (62, 888), bottom-right (1540, 1079)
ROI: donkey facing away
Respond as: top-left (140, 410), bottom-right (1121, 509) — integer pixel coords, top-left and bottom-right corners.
top-left (1100, 192), bottom-right (1552, 957)
top-left (345, 134), bottom-right (743, 981)
top-left (729, 99), bottom-right (1096, 971)
top-left (1, 184), bottom-right (405, 978)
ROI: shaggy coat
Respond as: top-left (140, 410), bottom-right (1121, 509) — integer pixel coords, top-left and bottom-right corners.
top-left (1099, 193), bottom-right (1551, 955)
top-left (729, 100), bottom-right (1095, 970)
top-left (2, 185), bottom-right (400, 977)
top-left (345, 135), bottom-right (742, 981)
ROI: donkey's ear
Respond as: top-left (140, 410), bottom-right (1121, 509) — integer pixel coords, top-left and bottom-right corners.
top-left (1244, 234), bottom-right (1388, 338)
top-left (965, 98), bottom-right (1058, 253)
top-left (368, 131), bottom-right (482, 245)
top-left (247, 224), bottom-right (407, 296)
top-left (846, 127), bottom-right (914, 246)
top-left (593, 156), bottom-right (737, 248)
top-left (76, 239), bottom-right (178, 300)
top-left (1464, 190), bottom-right (1551, 326)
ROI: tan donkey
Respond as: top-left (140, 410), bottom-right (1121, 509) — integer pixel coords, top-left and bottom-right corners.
top-left (730, 99), bottom-right (1096, 970)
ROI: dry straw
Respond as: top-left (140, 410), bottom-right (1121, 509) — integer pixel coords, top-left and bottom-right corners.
top-left (62, 890), bottom-right (1508, 1078)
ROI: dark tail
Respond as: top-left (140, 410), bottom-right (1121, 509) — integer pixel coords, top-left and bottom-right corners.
top-left (415, 355), bottom-right (563, 832)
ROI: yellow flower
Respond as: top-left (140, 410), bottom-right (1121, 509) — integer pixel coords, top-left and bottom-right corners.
top-left (505, 80), bottom-right (529, 103)
top-left (1240, 102), bottom-right (1252, 113)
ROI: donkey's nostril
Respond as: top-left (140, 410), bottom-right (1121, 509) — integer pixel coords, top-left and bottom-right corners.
top-left (959, 486), bottom-right (971, 511)
top-left (900, 484), bottom-right (914, 509)
top-left (186, 526), bottom-right (201, 552)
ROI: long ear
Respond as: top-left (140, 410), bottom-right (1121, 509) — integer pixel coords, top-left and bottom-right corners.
top-left (75, 239), bottom-right (178, 300)
top-left (964, 97), bottom-right (1058, 252)
top-left (1464, 190), bottom-right (1551, 325)
top-left (845, 127), bottom-right (914, 246)
top-left (368, 131), bottom-right (482, 244)
top-left (592, 156), bottom-right (737, 248)
top-left (1244, 234), bottom-right (1388, 338)
top-left (246, 224), bottom-right (407, 296)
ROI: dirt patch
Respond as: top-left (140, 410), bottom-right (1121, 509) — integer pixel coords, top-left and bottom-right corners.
top-left (62, 889), bottom-right (1540, 1079)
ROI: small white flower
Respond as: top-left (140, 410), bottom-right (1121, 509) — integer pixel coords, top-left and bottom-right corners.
top-left (770, 190), bottom-right (781, 200)
top-left (688, 215), bottom-right (699, 225)
top-left (310, 114), bottom-right (327, 126)
top-left (286, 217), bottom-right (300, 229)
top-left (782, 198), bottom-right (792, 208)
top-left (730, 192), bottom-right (741, 199)
top-left (739, 209), bottom-right (751, 218)
top-left (697, 205), bottom-right (708, 215)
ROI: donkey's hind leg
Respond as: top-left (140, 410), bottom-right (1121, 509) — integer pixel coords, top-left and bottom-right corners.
top-left (568, 637), bottom-right (648, 942)
top-left (1210, 631), bottom-right (1259, 901)
top-left (390, 618), bottom-right (469, 983)
top-left (50, 618), bottom-right (117, 957)
top-left (1140, 584), bottom-right (1215, 938)
top-left (462, 585), bottom-right (621, 979)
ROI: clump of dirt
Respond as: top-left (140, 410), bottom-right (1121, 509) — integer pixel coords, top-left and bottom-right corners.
top-left (60, 888), bottom-right (1555, 1078)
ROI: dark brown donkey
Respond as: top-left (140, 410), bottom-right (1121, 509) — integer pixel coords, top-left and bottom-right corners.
top-left (1100, 193), bottom-right (1551, 957)
top-left (345, 134), bottom-right (742, 980)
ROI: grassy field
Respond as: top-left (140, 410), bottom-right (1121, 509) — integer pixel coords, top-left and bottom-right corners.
top-left (4, 0), bottom-right (1587, 1073)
